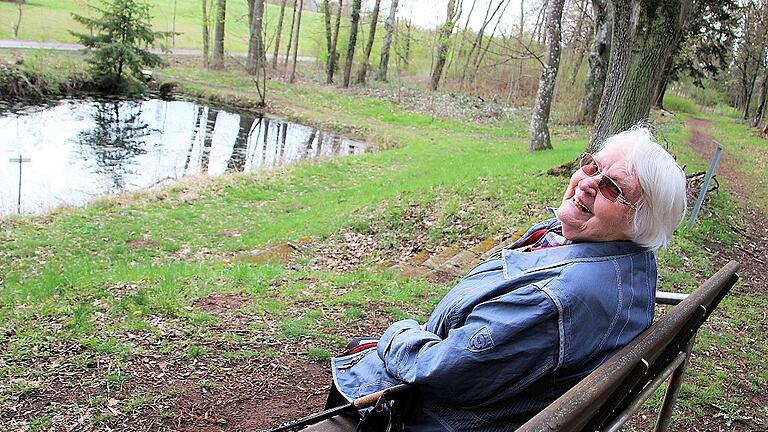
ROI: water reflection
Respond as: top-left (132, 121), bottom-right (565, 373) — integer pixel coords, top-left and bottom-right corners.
top-left (76, 100), bottom-right (152, 191)
top-left (0, 98), bottom-right (366, 216)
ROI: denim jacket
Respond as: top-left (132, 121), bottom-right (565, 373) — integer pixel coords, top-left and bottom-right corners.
top-left (330, 219), bottom-right (657, 431)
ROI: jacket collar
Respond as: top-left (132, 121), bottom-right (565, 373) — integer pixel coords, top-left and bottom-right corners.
top-left (502, 236), bottom-right (649, 280)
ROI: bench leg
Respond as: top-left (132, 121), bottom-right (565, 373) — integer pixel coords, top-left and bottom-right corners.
top-left (654, 336), bottom-right (696, 432)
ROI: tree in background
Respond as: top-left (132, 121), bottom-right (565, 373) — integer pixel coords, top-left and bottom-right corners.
top-left (323, 0), bottom-right (333, 59)
top-left (732, 0), bottom-right (768, 121)
top-left (283, 0), bottom-right (298, 67)
top-left (71, 0), bottom-right (172, 92)
top-left (201, 0), bottom-right (212, 67)
top-left (272, 0), bottom-right (288, 68)
top-left (212, 0), bottom-right (226, 69)
top-left (459, 0), bottom-right (506, 85)
top-left (578, 0), bottom-right (610, 124)
top-left (529, 0), bottom-right (565, 151)
top-left (429, 0), bottom-right (459, 91)
top-left (326, 0), bottom-right (343, 83)
top-left (356, 0), bottom-right (382, 84)
top-left (246, 0), bottom-right (266, 74)
top-left (289, 0), bottom-right (304, 83)
top-left (377, 0), bottom-right (399, 81)
top-left (11, 0), bottom-right (25, 39)
top-left (342, 0), bottom-right (362, 88)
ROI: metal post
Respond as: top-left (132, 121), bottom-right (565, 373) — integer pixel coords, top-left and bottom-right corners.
top-left (654, 336), bottom-right (697, 432)
top-left (9, 155), bottom-right (31, 214)
top-left (688, 143), bottom-right (723, 228)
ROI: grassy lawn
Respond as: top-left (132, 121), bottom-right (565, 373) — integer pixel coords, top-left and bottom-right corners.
top-left (0, 0), bottom-right (327, 56)
top-left (0, 59), bottom-right (766, 430)
top-left (0, 0), bottom-right (436, 72)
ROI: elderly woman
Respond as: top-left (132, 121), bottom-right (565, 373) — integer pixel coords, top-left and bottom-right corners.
top-left (309, 127), bottom-right (687, 431)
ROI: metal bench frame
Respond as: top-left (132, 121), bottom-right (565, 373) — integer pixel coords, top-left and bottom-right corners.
top-left (519, 260), bottom-right (740, 432)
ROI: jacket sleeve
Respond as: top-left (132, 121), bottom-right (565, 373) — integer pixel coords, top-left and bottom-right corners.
top-left (376, 284), bottom-right (559, 405)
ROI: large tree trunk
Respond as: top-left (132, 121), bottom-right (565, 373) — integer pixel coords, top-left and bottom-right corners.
top-left (529, 0), bottom-right (566, 151)
top-left (272, 0), bottom-right (288, 68)
top-left (289, 0), bottom-right (304, 83)
top-left (578, 0), bottom-right (611, 125)
top-left (377, 0), bottom-right (399, 81)
top-left (591, 0), bottom-right (692, 150)
top-left (356, 0), bottom-right (382, 83)
top-left (429, 0), bottom-right (459, 91)
top-left (212, 0), bottom-right (226, 69)
top-left (342, 0), bottom-right (363, 88)
top-left (247, 0), bottom-right (266, 75)
top-left (327, 0), bottom-right (343, 84)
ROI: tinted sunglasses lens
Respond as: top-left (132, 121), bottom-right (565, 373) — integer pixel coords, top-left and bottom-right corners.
top-left (580, 154), bottom-right (598, 176)
top-left (599, 177), bottom-right (622, 201)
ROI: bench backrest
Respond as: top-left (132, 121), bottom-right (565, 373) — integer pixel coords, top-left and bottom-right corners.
top-left (519, 260), bottom-right (740, 432)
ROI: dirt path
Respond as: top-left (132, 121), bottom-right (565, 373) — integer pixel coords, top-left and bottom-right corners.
top-left (686, 118), bottom-right (768, 294)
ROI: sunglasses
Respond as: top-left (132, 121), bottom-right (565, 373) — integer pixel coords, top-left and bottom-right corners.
top-left (579, 153), bottom-right (637, 209)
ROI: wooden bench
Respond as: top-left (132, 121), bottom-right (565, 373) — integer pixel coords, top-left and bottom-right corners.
top-left (271, 261), bottom-right (740, 432)
top-left (520, 260), bottom-right (740, 431)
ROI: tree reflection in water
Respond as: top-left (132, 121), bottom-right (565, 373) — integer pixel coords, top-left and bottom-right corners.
top-left (76, 100), bottom-right (153, 191)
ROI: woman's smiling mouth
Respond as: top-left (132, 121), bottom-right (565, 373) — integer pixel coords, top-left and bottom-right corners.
top-left (573, 197), bottom-right (592, 214)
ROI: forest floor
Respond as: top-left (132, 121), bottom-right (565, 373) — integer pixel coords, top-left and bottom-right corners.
top-left (1, 57), bottom-right (767, 432)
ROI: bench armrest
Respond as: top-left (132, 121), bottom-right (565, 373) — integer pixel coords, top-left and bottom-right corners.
top-left (655, 291), bottom-right (689, 305)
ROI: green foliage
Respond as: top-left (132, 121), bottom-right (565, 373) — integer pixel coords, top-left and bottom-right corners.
top-left (664, 95), bottom-right (700, 115)
top-left (70, 0), bottom-right (172, 91)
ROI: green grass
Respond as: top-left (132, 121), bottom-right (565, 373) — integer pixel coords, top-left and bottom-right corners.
top-left (0, 0), bottom-right (324, 55)
top-left (0, 0), bottom-right (436, 74)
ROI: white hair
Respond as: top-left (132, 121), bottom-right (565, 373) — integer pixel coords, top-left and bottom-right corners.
top-left (598, 127), bottom-right (687, 251)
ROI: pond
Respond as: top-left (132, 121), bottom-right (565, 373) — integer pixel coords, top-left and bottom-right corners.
top-left (0, 98), bottom-right (367, 216)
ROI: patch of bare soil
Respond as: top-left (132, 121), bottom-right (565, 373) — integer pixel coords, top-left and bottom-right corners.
top-left (193, 293), bottom-right (251, 314)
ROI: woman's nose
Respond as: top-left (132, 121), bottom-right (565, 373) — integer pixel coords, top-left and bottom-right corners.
top-left (578, 174), bottom-right (600, 196)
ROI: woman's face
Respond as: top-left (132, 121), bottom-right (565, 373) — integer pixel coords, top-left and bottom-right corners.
top-left (557, 141), bottom-right (642, 243)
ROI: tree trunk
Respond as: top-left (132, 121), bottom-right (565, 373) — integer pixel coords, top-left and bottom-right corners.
top-left (451, 0), bottom-right (479, 76)
top-left (578, 0), bottom-right (610, 124)
top-left (342, 0), bottom-right (363, 88)
top-left (652, 53), bottom-right (674, 109)
top-left (512, 0), bottom-right (525, 100)
top-left (591, 0), bottom-right (692, 150)
top-left (356, 0), bottom-right (382, 84)
top-left (529, 0), bottom-right (566, 151)
top-left (247, 0), bottom-right (266, 75)
top-left (461, 0), bottom-right (506, 84)
top-left (429, 0), bottom-right (458, 91)
top-left (12, 1), bottom-right (23, 39)
top-left (201, 0), bottom-right (211, 68)
top-left (323, 0), bottom-right (333, 55)
top-left (212, 0), bottom-right (226, 69)
top-left (472, 0), bottom-right (512, 81)
top-left (751, 70), bottom-right (768, 128)
top-left (401, 19), bottom-right (411, 66)
top-left (289, 0), bottom-right (304, 83)
top-left (272, 0), bottom-right (288, 68)
top-left (284, 0), bottom-right (298, 67)
top-left (592, 0), bottom-right (693, 145)
top-left (327, 0), bottom-right (343, 84)
top-left (377, 0), bottom-right (399, 81)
